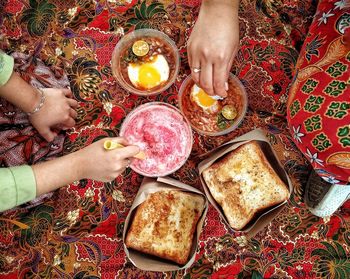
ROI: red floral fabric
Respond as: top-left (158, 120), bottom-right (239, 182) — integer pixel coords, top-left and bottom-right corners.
top-left (1, 1), bottom-right (350, 278)
top-left (287, 0), bottom-right (350, 184)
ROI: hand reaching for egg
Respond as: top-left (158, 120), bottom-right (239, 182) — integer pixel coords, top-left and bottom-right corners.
top-left (187, 0), bottom-right (239, 97)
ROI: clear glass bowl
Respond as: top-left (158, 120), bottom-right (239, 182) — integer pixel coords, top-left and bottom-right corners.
top-left (178, 73), bottom-right (248, 136)
top-left (112, 29), bottom-right (180, 96)
top-left (120, 102), bottom-right (193, 177)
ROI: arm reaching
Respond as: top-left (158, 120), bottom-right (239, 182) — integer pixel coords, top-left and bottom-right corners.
top-left (187, 0), bottom-right (240, 97)
top-left (0, 138), bottom-right (140, 211)
top-left (33, 137), bottom-right (140, 196)
top-left (0, 71), bottom-right (78, 142)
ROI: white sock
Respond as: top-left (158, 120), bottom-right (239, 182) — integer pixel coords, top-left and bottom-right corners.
top-left (309, 184), bottom-right (350, 218)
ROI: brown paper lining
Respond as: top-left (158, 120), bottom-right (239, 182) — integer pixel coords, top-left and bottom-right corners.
top-left (122, 176), bottom-right (208, 272)
top-left (198, 128), bottom-right (293, 237)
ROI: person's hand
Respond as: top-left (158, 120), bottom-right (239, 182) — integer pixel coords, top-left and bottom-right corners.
top-left (187, 0), bottom-right (239, 97)
top-left (74, 137), bottom-right (140, 182)
top-left (29, 88), bottom-right (78, 142)
top-left (33, 137), bottom-right (141, 196)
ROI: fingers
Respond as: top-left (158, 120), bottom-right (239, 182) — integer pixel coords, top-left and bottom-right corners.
top-left (199, 62), bottom-right (214, 95)
top-left (63, 88), bottom-right (78, 109)
top-left (115, 145), bottom-right (140, 159)
top-left (52, 110), bottom-right (76, 131)
top-left (189, 51), bottom-right (201, 84)
top-left (191, 64), bottom-right (201, 85)
top-left (187, 49), bottom-right (192, 70)
top-left (190, 59), bottom-right (231, 97)
top-left (106, 137), bottom-right (129, 146)
top-left (120, 158), bottom-right (131, 169)
top-left (69, 108), bottom-right (78, 119)
top-left (189, 54), bottom-right (229, 97)
top-left (104, 138), bottom-right (140, 158)
top-left (63, 88), bottom-right (73, 98)
top-left (99, 138), bottom-right (139, 181)
top-left (191, 66), bottom-right (201, 85)
top-left (62, 117), bottom-right (76, 129)
top-left (226, 52), bottom-right (235, 74)
top-left (213, 62), bottom-right (228, 97)
top-left (112, 158), bottom-right (131, 178)
top-left (188, 45), bottom-right (201, 85)
top-left (67, 98), bottom-right (78, 108)
top-left (39, 127), bottom-right (56, 142)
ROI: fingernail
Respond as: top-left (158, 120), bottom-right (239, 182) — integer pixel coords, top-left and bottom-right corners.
top-left (212, 95), bottom-right (224, 100)
top-left (225, 82), bottom-right (229, 91)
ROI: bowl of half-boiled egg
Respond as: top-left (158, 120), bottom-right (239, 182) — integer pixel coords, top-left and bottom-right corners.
top-left (178, 74), bottom-right (248, 136)
top-left (112, 29), bottom-right (180, 96)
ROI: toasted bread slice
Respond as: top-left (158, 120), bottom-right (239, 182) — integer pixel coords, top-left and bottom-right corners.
top-left (125, 190), bottom-right (205, 265)
top-left (202, 141), bottom-right (289, 230)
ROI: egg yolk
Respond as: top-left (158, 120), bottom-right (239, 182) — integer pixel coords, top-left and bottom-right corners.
top-left (138, 64), bottom-right (161, 89)
top-left (196, 89), bottom-right (217, 107)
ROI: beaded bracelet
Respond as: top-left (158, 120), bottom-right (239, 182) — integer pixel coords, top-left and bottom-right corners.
top-left (27, 88), bottom-right (46, 116)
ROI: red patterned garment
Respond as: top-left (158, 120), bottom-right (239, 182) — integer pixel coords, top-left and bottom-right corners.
top-left (0, 53), bottom-right (68, 210)
top-left (287, 0), bottom-right (350, 185)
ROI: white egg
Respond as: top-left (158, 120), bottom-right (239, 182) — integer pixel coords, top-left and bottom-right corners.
top-left (127, 54), bottom-right (170, 90)
top-left (190, 84), bottom-right (220, 113)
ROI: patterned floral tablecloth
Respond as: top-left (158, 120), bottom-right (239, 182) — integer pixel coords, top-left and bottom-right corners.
top-left (1, 0), bottom-right (349, 278)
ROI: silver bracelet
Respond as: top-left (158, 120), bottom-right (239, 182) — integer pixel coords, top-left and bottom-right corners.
top-left (27, 88), bottom-right (46, 116)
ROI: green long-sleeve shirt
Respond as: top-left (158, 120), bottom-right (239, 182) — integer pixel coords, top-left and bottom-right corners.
top-left (0, 51), bottom-right (37, 212)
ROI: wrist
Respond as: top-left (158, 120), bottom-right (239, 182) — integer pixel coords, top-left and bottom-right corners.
top-left (201, 0), bottom-right (239, 14)
top-left (0, 72), bottom-right (43, 113)
top-left (25, 88), bottom-right (41, 113)
top-left (26, 88), bottom-right (46, 115)
top-left (32, 152), bottom-right (86, 196)
top-left (198, 3), bottom-right (239, 29)
top-left (68, 151), bottom-right (86, 181)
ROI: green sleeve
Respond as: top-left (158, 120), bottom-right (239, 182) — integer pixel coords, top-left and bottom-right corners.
top-left (0, 166), bottom-right (37, 212)
top-left (0, 51), bottom-right (14, 86)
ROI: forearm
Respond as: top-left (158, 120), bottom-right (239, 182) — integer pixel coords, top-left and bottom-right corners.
top-left (198, 0), bottom-right (239, 29)
top-left (32, 152), bottom-right (84, 196)
top-left (0, 71), bottom-right (40, 113)
top-left (201, 0), bottom-right (239, 15)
